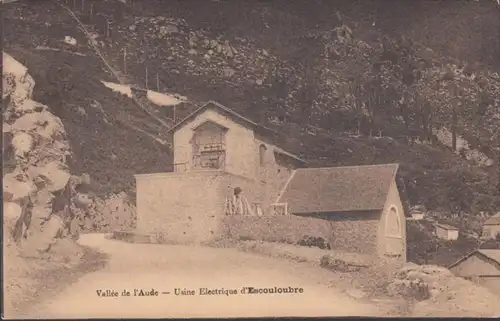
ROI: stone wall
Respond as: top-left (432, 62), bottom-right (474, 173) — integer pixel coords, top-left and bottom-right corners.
top-left (135, 170), bottom-right (226, 244)
top-left (220, 212), bottom-right (380, 254)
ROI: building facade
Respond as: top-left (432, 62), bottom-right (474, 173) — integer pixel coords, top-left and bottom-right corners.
top-left (449, 250), bottom-right (500, 294)
top-left (435, 223), bottom-right (459, 241)
top-left (135, 101), bottom-right (407, 260)
top-left (135, 101), bottom-right (305, 244)
top-left (482, 212), bottom-right (500, 240)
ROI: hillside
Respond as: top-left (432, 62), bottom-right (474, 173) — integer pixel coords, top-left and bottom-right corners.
top-left (3, 0), bottom-right (500, 219)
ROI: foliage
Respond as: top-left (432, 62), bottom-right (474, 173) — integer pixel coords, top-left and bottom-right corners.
top-left (297, 235), bottom-right (331, 250)
top-left (3, 0), bottom-right (499, 216)
top-left (406, 220), bottom-right (480, 267)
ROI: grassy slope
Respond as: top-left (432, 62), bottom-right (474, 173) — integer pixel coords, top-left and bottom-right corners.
top-left (3, 0), bottom-right (173, 197)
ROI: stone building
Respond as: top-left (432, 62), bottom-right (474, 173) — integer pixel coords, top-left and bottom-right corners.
top-left (276, 164), bottom-right (407, 260)
top-left (134, 100), bottom-right (407, 260)
top-left (135, 101), bottom-right (306, 244)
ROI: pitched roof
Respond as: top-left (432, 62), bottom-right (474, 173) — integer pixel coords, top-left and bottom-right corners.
top-left (479, 249), bottom-right (500, 264)
top-left (435, 223), bottom-right (459, 231)
top-left (167, 100), bottom-right (306, 164)
top-left (484, 212), bottom-right (500, 226)
top-left (278, 163), bottom-right (399, 214)
top-left (273, 145), bottom-right (307, 164)
top-left (448, 249), bottom-right (500, 269)
top-left (166, 100), bottom-right (278, 136)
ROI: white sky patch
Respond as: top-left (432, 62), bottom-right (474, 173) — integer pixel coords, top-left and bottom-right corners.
top-left (101, 81), bottom-right (133, 98)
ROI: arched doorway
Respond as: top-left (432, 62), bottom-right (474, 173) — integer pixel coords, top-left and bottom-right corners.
top-left (385, 206), bottom-right (404, 256)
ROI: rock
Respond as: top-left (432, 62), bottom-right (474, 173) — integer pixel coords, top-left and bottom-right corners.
top-left (222, 67), bottom-right (236, 77)
top-left (31, 190), bottom-right (55, 220)
top-left (73, 193), bottom-right (93, 210)
top-left (188, 49), bottom-right (197, 55)
top-left (3, 174), bottom-right (36, 201)
top-left (160, 24), bottom-right (178, 35)
top-left (15, 99), bottom-right (48, 115)
top-left (209, 39), bottom-right (218, 49)
top-left (387, 278), bottom-right (430, 301)
top-left (28, 161), bottom-right (71, 193)
top-left (262, 49), bottom-right (269, 56)
top-left (12, 132), bottom-right (34, 158)
top-left (3, 53), bottom-right (35, 103)
top-left (3, 71), bottom-right (16, 99)
top-left (4, 191), bottom-right (14, 202)
top-left (129, 24), bottom-right (136, 31)
top-left (11, 110), bottom-right (66, 141)
top-left (4, 202), bottom-right (22, 220)
top-left (64, 36), bottom-right (77, 46)
top-left (256, 79), bottom-right (263, 85)
top-left (41, 215), bottom-right (64, 241)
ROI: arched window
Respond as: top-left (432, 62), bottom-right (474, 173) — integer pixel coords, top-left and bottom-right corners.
top-left (385, 206), bottom-right (401, 238)
top-left (259, 144), bottom-right (267, 166)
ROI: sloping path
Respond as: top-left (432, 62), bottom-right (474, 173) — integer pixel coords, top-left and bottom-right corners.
top-left (17, 234), bottom-right (385, 319)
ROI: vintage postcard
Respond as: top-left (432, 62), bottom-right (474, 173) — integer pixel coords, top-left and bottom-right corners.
top-left (3, 0), bottom-right (500, 319)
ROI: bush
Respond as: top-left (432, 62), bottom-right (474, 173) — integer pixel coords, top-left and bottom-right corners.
top-left (297, 235), bottom-right (331, 250)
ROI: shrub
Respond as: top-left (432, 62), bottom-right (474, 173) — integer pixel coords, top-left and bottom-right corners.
top-left (297, 235), bottom-right (331, 250)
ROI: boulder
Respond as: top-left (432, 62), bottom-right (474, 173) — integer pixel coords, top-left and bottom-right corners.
top-left (31, 189), bottom-right (55, 220)
top-left (3, 71), bottom-right (16, 99)
top-left (4, 202), bottom-right (22, 220)
top-left (73, 193), bottom-right (93, 210)
top-left (28, 161), bottom-right (71, 193)
top-left (3, 174), bottom-right (36, 201)
top-left (3, 53), bottom-right (35, 102)
top-left (12, 132), bottom-right (34, 158)
top-left (11, 110), bottom-right (66, 141)
top-left (41, 215), bottom-right (64, 241)
top-left (15, 98), bottom-right (48, 115)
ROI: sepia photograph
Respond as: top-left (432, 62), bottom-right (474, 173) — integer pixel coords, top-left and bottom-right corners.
top-left (2, 0), bottom-right (500, 318)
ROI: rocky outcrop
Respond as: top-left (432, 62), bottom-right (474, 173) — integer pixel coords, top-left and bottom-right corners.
top-left (79, 192), bottom-right (137, 233)
top-left (387, 263), bottom-right (500, 317)
top-left (2, 52), bottom-right (91, 255)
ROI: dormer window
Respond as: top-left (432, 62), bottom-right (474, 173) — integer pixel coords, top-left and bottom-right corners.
top-left (259, 144), bottom-right (267, 166)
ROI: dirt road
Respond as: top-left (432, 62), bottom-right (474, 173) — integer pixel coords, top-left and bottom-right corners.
top-left (14, 234), bottom-right (385, 319)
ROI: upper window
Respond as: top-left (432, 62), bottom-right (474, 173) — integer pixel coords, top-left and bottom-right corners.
top-left (259, 144), bottom-right (267, 166)
top-left (385, 206), bottom-right (401, 238)
top-left (191, 121), bottom-right (227, 170)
